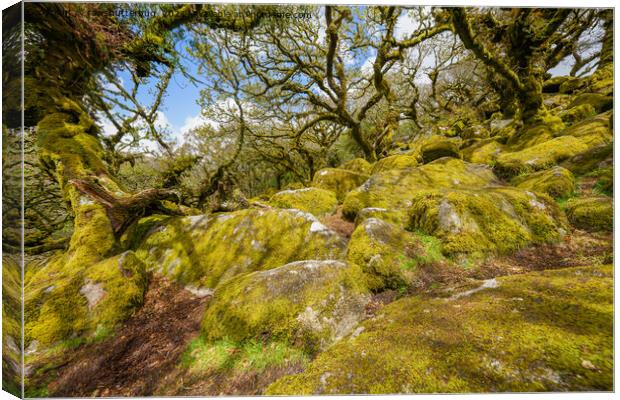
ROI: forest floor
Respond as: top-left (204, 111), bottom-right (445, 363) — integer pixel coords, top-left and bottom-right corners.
top-left (47, 276), bottom-right (209, 397)
top-left (42, 227), bottom-right (611, 396)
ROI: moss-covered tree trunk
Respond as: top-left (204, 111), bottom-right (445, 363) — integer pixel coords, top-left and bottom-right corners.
top-left (598, 10), bottom-right (613, 70)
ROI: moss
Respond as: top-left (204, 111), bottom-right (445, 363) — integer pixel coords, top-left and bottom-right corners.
top-left (347, 218), bottom-right (444, 291)
top-left (342, 158), bottom-right (500, 223)
top-left (558, 104), bottom-right (595, 124)
top-left (588, 167), bottom-right (613, 196)
top-left (542, 75), bottom-right (570, 93)
top-left (312, 168), bottom-right (369, 201)
top-left (266, 265), bottom-right (613, 394)
top-left (340, 158), bottom-right (372, 175)
top-left (461, 139), bottom-right (504, 165)
top-left (564, 197), bottom-right (613, 232)
top-left (270, 187), bottom-right (338, 217)
top-left (561, 143), bottom-right (612, 175)
top-left (2, 255), bottom-right (22, 397)
top-left (135, 209), bottom-right (347, 288)
top-left (568, 93), bottom-right (612, 114)
top-left (511, 166), bottom-right (576, 199)
top-left (495, 136), bottom-right (589, 177)
top-left (556, 111), bottom-right (612, 147)
top-left (505, 117), bottom-right (564, 150)
top-left (370, 155), bottom-right (419, 175)
top-left (408, 187), bottom-right (567, 257)
top-left (419, 136), bottom-right (462, 163)
top-left (24, 251), bottom-right (148, 347)
top-left (201, 260), bottom-right (369, 353)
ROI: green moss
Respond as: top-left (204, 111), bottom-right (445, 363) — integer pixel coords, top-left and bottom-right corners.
top-left (564, 197), bottom-right (613, 232)
top-left (342, 158), bottom-right (499, 223)
top-left (495, 136), bottom-right (589, 177)
top-left (511, 166), bottom-right (576, 199)
top-left (270, 187), bottom-right (338, 217)
top-left (135, 209), bottom-right (347, 288)
top-left (347, 218), bottom-right (443, 291)
top-left (461, 139), bottom-right (504, 165)
top-left (201, 260), bottom-right (369, 353)
top-left (24, 251), bottom-right (148, 347)
top-left (561, 143), bottom-right (612, 175)
top-left (567, 93), bottom-right (612, 114)
top-left (370, 155), bottom-right (419, 174)
top-left (2, 255), bottom-right (22, 397)
top-left (266, 265), bottom-right (613, 394)
top-left (312, 168), bottom-right (369, 201)
top-left (408, 187), bottom-right (567, 257)
top-left (419, 136), bottom-right (462, 163)
top-left (505, 117), bottom-right (564, 150)
top-left (589, 167), bottom-right (613, 196)
top-left (556, 111), bottom-right (612, 147)
top-left (558, 104), bottom-right (595, 124)
top-left (340, 158), bottom-right (372, 175)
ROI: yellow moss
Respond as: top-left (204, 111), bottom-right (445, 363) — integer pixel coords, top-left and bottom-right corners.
top-left (564, 197), bottom-right (613, 232)
top-left (266, 265), bottom-right (613, 394)
top-left (495, 136), bottom-right (589, 177)
top-left (135, 209), bottom-right (347, 288)
top-left (419, 136), bottom-right (462, 163)
top-left (342, 158), bottom-right (499, 223)
top-left (312, 168), bottom-right (369, 202)
top-left (201, 260), bottom-right (369, 353)
top-left (461, 139), bottom-right (505, 165)
top-left (567, 93), bottom-right (612, 114)
top-left (408, 187), bottom-right (567, 257)
top-left (556, 111), bottom-right (612, 147)
top-left (340, 158), bottom-right (372, 175)
top-left (347, 218), bottom-right (443, 291)
top-left (511, 166), bottom-right (576, 199)
top-left (270, 188), bottom-right (338, 217)
top-left (370, 155), bottom-right (419, 175)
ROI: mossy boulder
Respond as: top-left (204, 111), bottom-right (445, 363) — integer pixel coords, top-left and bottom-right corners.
top-left (340, 158), bottom-right (372, 175)
top-left (347, 218), bottom-right (443, 291)
top-left (562, 143), bottom-right (613, 175)
top-left (270, 187), bottom-right (338, 217)
top-left (558, 104), bottom-right (595, 124)
top-left (505, 117), bottom-right (564, 150)
top-left (312, 168), bottom-right (369, 201)
top-left (511, 166), bottom-right (575, 199)
top-left (564, 197), bottom-right (613, 232)
top-left (201, 260), bottom-right (370, 352)
top-left (542, 75), bottom-right (571, 93)
top-left (135, 209), bottom-right (347, 289)
top-left (342, 158), bottom-right (500, 223)
top-left (2, 255), bottom-right (21, 395)
top-left (495, 136), bottom-right (589, 177)
top-left (266, 265), bottom-right (613, 394)
top-left (556, 111), bottom-right (612, 147)
top-left (25, 251), bottom-right (148, 347)
top-left (409, 187), bottom-right (567, 257)
top-left (420, 136), bottom-right (462, 163)
top-left (567, 93), bottom-right (613, 114)
top-left (461, 139), bottom-right (504, 165)
top-left (370, 155), bottom-right (418, 175)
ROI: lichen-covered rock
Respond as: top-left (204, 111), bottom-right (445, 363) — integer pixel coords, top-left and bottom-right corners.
top-left (420, 136), bottom-right (462, 163)
top-left (409, 187), bottom-right (567, 257)
top-left (343, 158), bottom-right (500, 223)
top-left (495, 136), bottom-right (589, 177)
top-left (25, 251), bottom-right (148, 347)
top-left (340, 158), bottom-right (372, 175)
top-left (270, 187), bottom-right (338, 217)
top-left (201, 260), bottom-right (370, 352)
top-left (511, 167), bottom-right (575, 199)
top-left (564, 197), bottom-right (613, 232)
top-left (370, 155), bottom-right (418, 175)
top-left (266, 265), bottom-right (613, 394)
top-left (312, 168), bottom-right (369, 201)
top-left (347, 218), bottom-right (443, 291)
top-left (135, 209), bottom-right (347, 289)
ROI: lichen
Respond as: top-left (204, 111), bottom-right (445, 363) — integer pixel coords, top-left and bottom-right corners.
top-left (266, 265), bottom-right (613, 394)
top-left (200, 260), bottom-right (370, 353)
top-left (564, 197), bottom-right (613, 232)
top-left (270, 187), bottom-right (338, 217)
top-left (511, 166), bottom-right (576, 199)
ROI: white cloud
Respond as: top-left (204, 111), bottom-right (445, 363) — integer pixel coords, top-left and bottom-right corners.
top-left (395, 13), bottom-right (419, 40)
